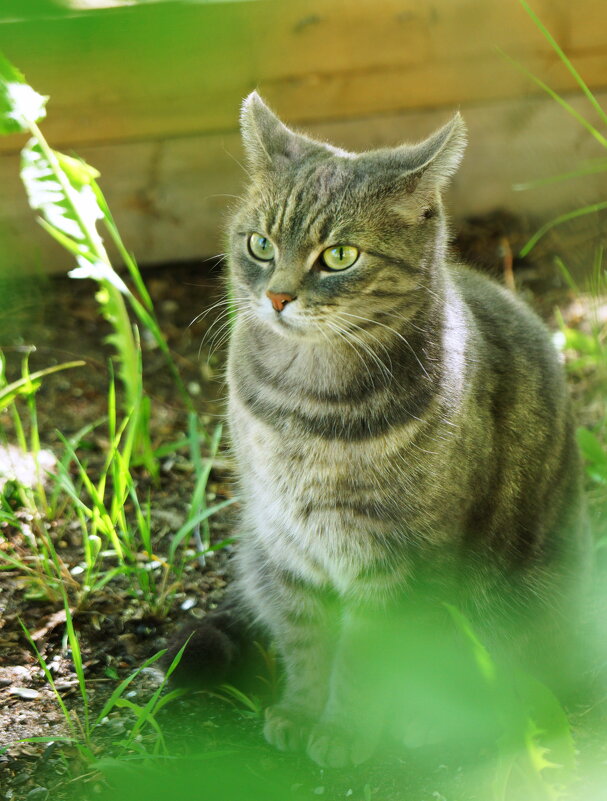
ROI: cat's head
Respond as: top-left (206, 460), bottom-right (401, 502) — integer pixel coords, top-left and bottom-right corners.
top-left (228, 92), bottom-right (466, 341)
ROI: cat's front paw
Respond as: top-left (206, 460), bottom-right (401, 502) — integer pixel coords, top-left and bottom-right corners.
top-left (263, 705), bottom-right (311, 752)
top-left (306, 721), bottom-right (377, 768)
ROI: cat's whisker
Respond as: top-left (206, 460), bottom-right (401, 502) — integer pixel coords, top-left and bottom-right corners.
top-left (338, 311), bottom-right (430, 379)
top-left (331, 325), bottom-right (394, 385)
top-left (331, 312), bottom-right (395, 372)
top-left (221, 142), bottom-right (255, 180)
top-left (205, 308), bottom-right (258, 363)
top-left (188, 295), bottom-right (250, 330)
top-left (189, 299), bottom-right (233, 330)
top-left (203, 251), bottom-right (229, 265)
top-left (311, 319), bottom-right (336, 351)
top-left (203, 313), bottom-right (243, 360)
top-left (363, 306), bottom-right (429, 337)
top-left (324, 319), bottom-right (392, 386)
top-left (198, 302), bottom-right (250, 361)
top-left (322, 320), bottom-right (377, 386)
top-left (204, 194), bottom-right (245, 202)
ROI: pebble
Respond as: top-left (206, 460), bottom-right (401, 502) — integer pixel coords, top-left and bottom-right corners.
top-left (10, 687), bottom-right (40, 699)
top-left (26, 788), bottom-right (48, 801)
top-left (0, 677), bottom-right (13, 687)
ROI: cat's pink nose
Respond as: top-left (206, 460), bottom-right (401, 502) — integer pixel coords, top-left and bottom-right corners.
top-left (266, 291), bottom-right (296, 312)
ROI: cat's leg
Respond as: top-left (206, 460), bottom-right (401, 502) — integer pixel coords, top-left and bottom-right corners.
top-left (263, 606), bottom-right (337, 753)
top-left (236, 545), bottom-right (337, 752)
top-left (306, 607), bottom-right (397, 768)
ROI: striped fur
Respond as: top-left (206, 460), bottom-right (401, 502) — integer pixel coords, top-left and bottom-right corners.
top-left (222, 93), bottom-right (589, 767)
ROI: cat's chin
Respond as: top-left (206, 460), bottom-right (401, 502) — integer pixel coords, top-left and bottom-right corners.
top-left (262, 315), bottom-right (326, 343)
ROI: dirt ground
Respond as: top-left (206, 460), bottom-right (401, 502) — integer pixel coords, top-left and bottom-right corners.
top-left (1, 214), bottom-right (606, 801)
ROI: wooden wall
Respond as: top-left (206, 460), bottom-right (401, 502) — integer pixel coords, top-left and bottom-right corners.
top-left (1, 0), bottom-right (606, 272)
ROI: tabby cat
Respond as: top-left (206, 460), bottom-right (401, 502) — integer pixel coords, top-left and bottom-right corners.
top-left (180, 93), bottom-right (590, 768)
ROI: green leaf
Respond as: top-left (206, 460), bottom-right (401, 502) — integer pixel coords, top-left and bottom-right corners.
top-left (38, 218), bottom-right (97, 263)
top-left (0, 50), bottom-right (47, 135)
top-left (21, 140), bottom-right (103, 244)
top-left (70, 256), bottom-right (130, 295)
top-left (576, 428), bottom-right (607, 483)
top-left (444, 603), bottom-right (496, 684)
top-left (55, 151), bottom-right (100, 188)
top-left (561, 327), bottom-right (601, 357)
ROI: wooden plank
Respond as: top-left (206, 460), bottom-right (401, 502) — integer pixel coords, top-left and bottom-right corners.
top-left (3, 90), bottom-right (606, 274)
top-left (0, 0), bottom-right (606, 156)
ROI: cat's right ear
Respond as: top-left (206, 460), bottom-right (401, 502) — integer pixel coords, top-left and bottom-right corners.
top-left (240, 92), bottom-right (332, 172)
top-left (240, 92), bottom-right (304, 171)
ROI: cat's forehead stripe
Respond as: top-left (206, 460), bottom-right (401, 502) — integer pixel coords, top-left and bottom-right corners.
top-left (266, 168), bottom-right (349, 248)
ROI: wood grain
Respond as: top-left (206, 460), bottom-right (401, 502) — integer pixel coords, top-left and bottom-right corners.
top-left (0, 0), bottom-right (606, 155)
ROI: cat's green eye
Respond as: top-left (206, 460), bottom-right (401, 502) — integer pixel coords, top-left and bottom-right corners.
top-left (321, 245), bottom-right (359, 271)
top-left (248, 233), bottom-right (275, 261)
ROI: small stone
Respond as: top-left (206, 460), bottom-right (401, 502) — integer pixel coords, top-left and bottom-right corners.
top-left (26, 787), bottom-right (49, 801)
top-left (10, 687), bottom-right (40, 699)
top-left (0, 677), bottom-right (12, 687)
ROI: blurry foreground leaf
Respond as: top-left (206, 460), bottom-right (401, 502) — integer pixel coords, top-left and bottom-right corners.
top-left (0, 51), bottom-right (47, 134)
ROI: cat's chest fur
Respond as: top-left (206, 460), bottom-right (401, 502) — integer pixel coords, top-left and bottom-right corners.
top-left (227, 360), bottom-right (469, 596)
top-left (231, 402), bottom-right (407, 591)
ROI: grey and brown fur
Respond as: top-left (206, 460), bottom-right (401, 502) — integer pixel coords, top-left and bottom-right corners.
top-left (184, 93), bottom-right (590, 767)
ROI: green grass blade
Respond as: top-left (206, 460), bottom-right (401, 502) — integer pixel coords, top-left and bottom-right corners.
top-left (0, 360), bottom-right (84, 410)
top-left (92, 182), bottom-right (153, 311)
top-left (19, 619), bottom-right (77, 740)
top-left (93, 650), bottom-right (167, 727)
top-left (60, 591), bottom-right (90, 738)
top-left (118, 640), bottom-right (190, 750)
top-left (498, 48), bottom-right (607, 150)
top-left (444, 603), bottom-right (496, 684)
top-left (153, 437), bottom-right (191, 459)
top-left (56, 431), bottom-right (126, 560)
top-left (513, 158), bottom-right (607, 191)
top-left (168, 497), bottom-right (237, 564)
top-left (520, 201), bottom-right (607, 256)
top-left (553, 256), bottom-right (579, 293)
top-left (188, 411), bottom-right (204, 476)
top-left (518, 0), bottom-right (607, 129)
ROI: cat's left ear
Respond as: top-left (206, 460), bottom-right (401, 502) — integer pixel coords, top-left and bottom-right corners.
top-left (240, 91), bottom-right (343, 172)
top-left (399, 113), bottom-right (467, 195)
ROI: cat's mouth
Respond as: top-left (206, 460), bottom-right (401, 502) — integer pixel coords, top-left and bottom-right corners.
top-left (258, 306), bottom-right (327, 342)
top-left (268, 313), bottom-right (314, 339)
